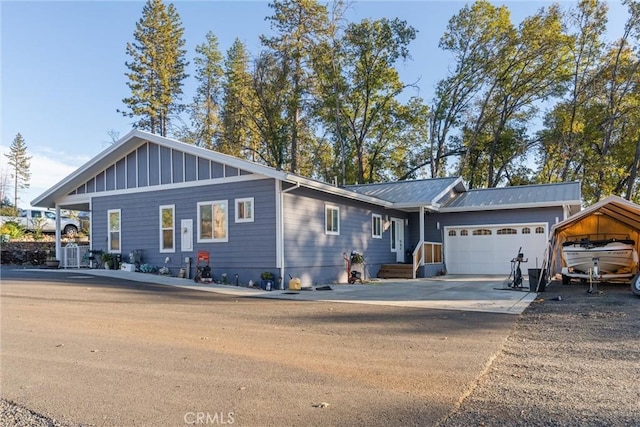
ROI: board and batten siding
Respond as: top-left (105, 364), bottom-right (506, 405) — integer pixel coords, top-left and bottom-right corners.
top-left (91, 178), bottom-right (277, 283)
top-left (68, 140), bottom-right (254, 196)
top-left (282, 187), bottom-right (407, 285)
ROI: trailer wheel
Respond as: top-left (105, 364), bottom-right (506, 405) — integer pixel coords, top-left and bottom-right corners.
top-left (562, 274), bottom-right (570, 285)
top-left (631, 274), bottom-right (640, 296)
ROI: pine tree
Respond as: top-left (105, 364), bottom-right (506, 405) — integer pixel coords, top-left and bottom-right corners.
top-left (4, 133), bottom-right (31, 209)
top-left (220, 39), bottom-right (259, 159)
top-left (261, 0), bottom-right (331, 173)
top-left (189, 31), bottom-right (224, 150)
top-left (119, 0), bottom-right (188, 137)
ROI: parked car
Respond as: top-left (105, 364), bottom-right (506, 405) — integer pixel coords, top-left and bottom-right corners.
top-left (0, 208), bottom-right (80, 236)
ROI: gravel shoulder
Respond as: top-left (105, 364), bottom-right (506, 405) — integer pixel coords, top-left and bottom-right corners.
top-left (441, 280), bottom-right (640, 426)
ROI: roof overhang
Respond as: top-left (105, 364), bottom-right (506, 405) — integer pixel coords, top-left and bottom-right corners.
top-left (440, 199), bottom-right (582, 213)
top-left (31, 130), bottom-right (396, 210)
top-left (550, 195), bottom-right (640, 235)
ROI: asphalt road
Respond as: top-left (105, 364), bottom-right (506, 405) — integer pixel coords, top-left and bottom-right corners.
top-left (1, 268), bottom-right (515, 426)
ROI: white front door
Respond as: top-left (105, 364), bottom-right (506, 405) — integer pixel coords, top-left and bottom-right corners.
top-left (181, 219), bottom-right (193, 252)
top-left (391, 218), bottom-right (405, 263)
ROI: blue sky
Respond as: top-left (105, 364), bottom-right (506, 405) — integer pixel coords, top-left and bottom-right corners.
top-left (0, 0), bottom-right (629, 208)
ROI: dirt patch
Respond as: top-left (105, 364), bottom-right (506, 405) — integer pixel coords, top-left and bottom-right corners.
top-left (440, 280), bottom-right (640, 426)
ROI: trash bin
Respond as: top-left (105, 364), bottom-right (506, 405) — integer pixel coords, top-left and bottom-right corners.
top-left (113, 254), bottom-right (122, 270)
top-left (528, 268), bottom-right (546, 292)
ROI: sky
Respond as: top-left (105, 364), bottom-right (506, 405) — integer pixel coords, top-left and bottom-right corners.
top-left (0, 0), bottom-right (630, 208)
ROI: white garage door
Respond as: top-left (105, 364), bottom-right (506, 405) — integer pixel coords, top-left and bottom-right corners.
top-left (444, 223), bottom-right (548, 274)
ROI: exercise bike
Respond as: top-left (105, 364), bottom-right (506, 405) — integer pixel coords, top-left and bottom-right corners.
top-left (506, 247), bottom-right (527, 288)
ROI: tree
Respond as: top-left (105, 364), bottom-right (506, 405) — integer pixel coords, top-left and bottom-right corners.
top-left (261, 0), bottom-right (331, 173)
top-left (315, 17), bottom-right (417, 184)
top-left (119, 0), bottom-right (188, 137)
top-left (537, 0), bottom-right (609, 184)
top-left (220, 39), bottom-right (260, 159)
top-left (187, 31), bottom-right (224, 150)
top-left (4, 133), bottom-right (31, 209)
top-left (249, 51), bottom-right (291, 169)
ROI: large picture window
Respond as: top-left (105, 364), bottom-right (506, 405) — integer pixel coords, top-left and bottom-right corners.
top-left (325, 205), bottom-right (340, 235)
top-left (107, 209), bottom-right (121, 253)
top-left (198, 200), bottom-right (228, 242)
top-left (235, 197), bottom-right (254, 223)
top-left (372, 214), bottom-right (382, 238)
top-left (159, 205), bottom-right (175, 252)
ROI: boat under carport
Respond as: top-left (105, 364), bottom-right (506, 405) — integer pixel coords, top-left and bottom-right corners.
top-left (544, 195), bottom-right (640, 293)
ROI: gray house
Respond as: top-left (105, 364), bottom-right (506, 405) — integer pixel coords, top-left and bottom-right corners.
top-left (33, 130), bottom-right (581, 286)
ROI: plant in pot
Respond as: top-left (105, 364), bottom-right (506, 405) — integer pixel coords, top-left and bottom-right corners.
top-left (44, 251), bottom-right (60, 269)
top-left (101, 253), bottom-right (114, 269)
top-left (260, 271), bottom-right (275, 291)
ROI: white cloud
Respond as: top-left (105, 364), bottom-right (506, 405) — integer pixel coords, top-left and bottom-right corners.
top-left (0, 145), bottom-right (88, 208)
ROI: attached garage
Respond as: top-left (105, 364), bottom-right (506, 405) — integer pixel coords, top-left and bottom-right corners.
top-left (444, 223), bottom-right (549, 274)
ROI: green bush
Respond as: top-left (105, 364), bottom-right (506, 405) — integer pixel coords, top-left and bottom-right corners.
top-left (1, 222), bottom-right (25, 239)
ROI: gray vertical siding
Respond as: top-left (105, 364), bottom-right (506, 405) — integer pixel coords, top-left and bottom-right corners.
top-left (115, 159), bottom-right (126, 189)
top-left (185, 155), bottom-right (197, 181)
top-left (126, 152), bottom-right (136, 188)
top-left (282, 187), bottom-right (408, 285)
top-left (91, 178), bottom-right (277, 283)
top-left (172, 151), bottom-right (184, 183)
top-left (137, 144), bottom-right (148, 187)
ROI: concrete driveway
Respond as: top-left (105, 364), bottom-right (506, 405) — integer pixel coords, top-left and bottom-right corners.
top-left (37, 269), bottom-right (537, 314)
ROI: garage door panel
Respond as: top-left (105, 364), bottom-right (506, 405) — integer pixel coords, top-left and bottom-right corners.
top-left (445, 224), bottom-right (547, 275)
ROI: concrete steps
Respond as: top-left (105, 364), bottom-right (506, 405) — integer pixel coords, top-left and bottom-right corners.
top-left (377, 263), bottom-right (414, 279)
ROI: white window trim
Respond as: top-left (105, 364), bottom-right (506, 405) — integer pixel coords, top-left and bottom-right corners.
top-left (159, 204), bottom-right (175, 253)
top-left (197, 200), bottom-right (229, 243)
top-left (372, 213), bottom-right (382, 239)
top-left (235, 197), bottom-right (254, 223)
top-left (107, 208), bottom-right (121, 254)
top-left (325, 204), bottom-right (340, 235)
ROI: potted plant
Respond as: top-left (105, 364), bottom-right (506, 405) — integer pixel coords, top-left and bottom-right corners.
top-left (45, 256), bottom-right (60, 269)
top-left (101, 253), bottom-right (114, 269)
top-left (260, 271), bottom-right (275, 291)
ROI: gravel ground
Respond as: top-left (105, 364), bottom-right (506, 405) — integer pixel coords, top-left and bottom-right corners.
top-left (0, 399), bottom-right (75, 427)
top-left (441, 280), bottom-right (640, 426)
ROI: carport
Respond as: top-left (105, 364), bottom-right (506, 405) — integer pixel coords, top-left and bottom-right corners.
top-left (544, 195), bottom-right (640, 282)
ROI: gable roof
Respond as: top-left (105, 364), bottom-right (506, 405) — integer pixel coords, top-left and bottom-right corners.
top-left (32, 130), bottom-right (583, 214)
top-left (438, 181), bottom-right (582, 212)
top-left (551, 195), bottom-right (640, 234)
top-left (345, 177), bottom-right (465, 209)
top-left (31, 130), bottom-right (394, 209)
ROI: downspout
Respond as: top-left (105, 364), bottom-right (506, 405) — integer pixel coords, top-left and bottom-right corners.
top-left (277, 180), bottom-right (300, 288)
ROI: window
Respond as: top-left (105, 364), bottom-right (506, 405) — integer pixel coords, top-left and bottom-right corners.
top-left (535, 226), bottom-right (545, 234)
top-left (107, 209), bottom-right (121, 253)
top-left (235, 198), bottom-right (254, 223)
top-left (372, 214), bottom-right (382, 238)
top-left (197, 200), bottom-right (228, 242)
top-left (522, 227), bottom-right (531, 234)
top-left (497, 228), bottom-right (517, 235)
top-left (159, 205), bottom-right (175, 252)
top-left (473, 229), bottom-right (492, 235)
top-left (460, 229), bottom-right (468, 236)
top-left (325, 205), bottom-right (340, 235)
top-left (448, 230), bottom-right (457, 236)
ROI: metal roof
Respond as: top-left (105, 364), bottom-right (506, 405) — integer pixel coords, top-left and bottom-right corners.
top-left (344, 177), bottom-right (465, 208)
top-left (439, 181), bottom-right (582, 211)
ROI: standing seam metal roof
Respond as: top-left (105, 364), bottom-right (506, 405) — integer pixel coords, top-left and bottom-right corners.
top-left (344, 177), bottom-right (462, 205)
top-left (438, 181), bottom-right (581, 209)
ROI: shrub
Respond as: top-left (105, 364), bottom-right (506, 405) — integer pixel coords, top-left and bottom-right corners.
top-left (1, 222), bottom-right (25, 239)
